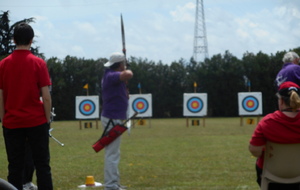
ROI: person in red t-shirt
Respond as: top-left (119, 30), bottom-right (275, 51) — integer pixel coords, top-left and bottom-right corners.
top-left (0, 23), bottom-right (53, 190)
top-left (249, 81), bottom-right (300, 189)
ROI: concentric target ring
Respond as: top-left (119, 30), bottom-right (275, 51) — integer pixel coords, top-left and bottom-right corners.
top-left (186, 97), bottom-right (203, 113)
top-left (242, 96), bottom-right (259, 112)
top-left (132, 98), bottom-right (149, 114)
top-left (79, 99), bottom-right (96, 116)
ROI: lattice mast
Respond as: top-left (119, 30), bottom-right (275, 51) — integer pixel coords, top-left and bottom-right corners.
top-left (193, 0), bottom-right (209, 62)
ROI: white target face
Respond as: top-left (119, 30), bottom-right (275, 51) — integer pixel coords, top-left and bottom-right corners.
top-left (128, 94), bottom-right (152, 117)
top-left (76, 96), bottom-right (99, 119)
top-left (238, 92), bottom-right (262, 115)
top-left (183, 93), bottom-right (207, 116)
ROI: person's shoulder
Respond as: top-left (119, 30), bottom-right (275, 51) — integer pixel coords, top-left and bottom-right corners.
top-left (106, 69), bottom-right (120, 75)
top-left (1, 54), bottom-right (12, 60)
top-left (28, 53), bottom-right (46, 64)
top-left (294, 64), bottom-right (300, 69)
top-left (0, 54), bottom-right (12, 65)
top-left (104, 69), bottom-right (121, 81)
top-left (281, 63), bottom-right (300, 72)
top-left (286, 63), bottom-right (300, 68)
top-left (28, 53), bottom-right (42, 59)
top-left (260, 111), bottom-right (278, 123)
top-left (287, 64), bottom-right (300, 72)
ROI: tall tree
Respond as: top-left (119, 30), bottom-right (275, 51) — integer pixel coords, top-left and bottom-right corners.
top-left (0, 10), bottom-right (40, 57)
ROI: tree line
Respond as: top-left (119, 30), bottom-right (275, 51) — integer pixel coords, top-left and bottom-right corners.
top-left (45, 48), bottom-right (299, 120)
top-left (1, 11), bottom-right (300, 120)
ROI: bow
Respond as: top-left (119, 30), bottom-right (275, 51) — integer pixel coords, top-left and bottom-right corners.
top-left (121, 14), bottom-right (133, 133)
top-left (121, 14), bottom-right (129, 68)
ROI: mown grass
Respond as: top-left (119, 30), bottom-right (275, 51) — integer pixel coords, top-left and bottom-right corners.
top-left (0, 118), bottom-right (259, 190)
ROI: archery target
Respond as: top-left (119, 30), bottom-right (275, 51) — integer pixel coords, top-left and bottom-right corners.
top-left (79, 100), bottom-right (95, 115)
top-left (242, 96), bottom-right (258, 112)
top-left (238, 92), bottom-right (262, 115)
top-left (76, 96), bottom-right (99, 119)
top-left (132, 98), bottom-right (148, 114)
top-left (183, 93), bottom-right (207, 116)
top-left (128, 94), bottom-right (152, 117)
top-left (187, 97), bottom-right (203, 113)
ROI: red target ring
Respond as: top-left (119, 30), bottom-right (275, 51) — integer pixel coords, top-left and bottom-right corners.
top-left (246, 100), bottom-right (255, 108)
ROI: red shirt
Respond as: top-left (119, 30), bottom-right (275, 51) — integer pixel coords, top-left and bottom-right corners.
top-left (250, 110), bottom-right (300, 168)
top-left (0, 50), bottom-right (51, 129)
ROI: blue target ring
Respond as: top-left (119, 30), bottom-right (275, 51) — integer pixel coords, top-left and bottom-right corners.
top-left (132, 98), bottom-right (148, 114)
top-left (187, 97), bottom-right (203, 113)
top-left (79, 99), bottom-right (96, 116)
top-left (242, 96), bottom-right (259, 112)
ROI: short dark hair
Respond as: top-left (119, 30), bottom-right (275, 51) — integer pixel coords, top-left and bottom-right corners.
top-left (13, 23), bottom-right (34, 45)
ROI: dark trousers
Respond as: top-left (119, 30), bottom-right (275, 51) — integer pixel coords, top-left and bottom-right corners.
top-left (3, 123), bottom-right (53, 190)
top-left (256, 164), bottom-right (300, 190)
top-left (23, 141), bottom-right (35, 184)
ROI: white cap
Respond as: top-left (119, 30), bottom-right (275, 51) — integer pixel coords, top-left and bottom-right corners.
top-left (104, 52), bottom-right (125, 67)
top-left (282, 51), bottom-right (299, 63)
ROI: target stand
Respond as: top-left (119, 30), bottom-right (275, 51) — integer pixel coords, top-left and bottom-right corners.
top-left (238, 92), bottom-right (262, 126)
top-left (76, 96), bottom-right (100, 130)
top-left (79, 120), bottom-right (99, 130)
top-left (132, 117), bottom-right (152, 128)
top-left (240, 116), bottom-right (261, 126)
top-left (186, 117), bottom-right (205, 127)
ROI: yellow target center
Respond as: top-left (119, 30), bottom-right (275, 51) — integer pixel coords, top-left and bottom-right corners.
top-left (247, 102), bottom-right (254, 107)
top-left (84, 105), bottom-right (91, 110)
top-left (192, 102), bottom-right (199, 108)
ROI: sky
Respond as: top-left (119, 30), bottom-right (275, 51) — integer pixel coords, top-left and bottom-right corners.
top-left (1, 0), bottom-right (300, 64)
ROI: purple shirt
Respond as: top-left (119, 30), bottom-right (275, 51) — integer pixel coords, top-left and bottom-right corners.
top-left (101, 69), bottom-right (128, 119)
top-left (276, 62), bottom-right (300, 88)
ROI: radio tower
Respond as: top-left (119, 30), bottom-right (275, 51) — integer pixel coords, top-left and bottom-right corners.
top-left (193, 0), bottom-right (209, 62)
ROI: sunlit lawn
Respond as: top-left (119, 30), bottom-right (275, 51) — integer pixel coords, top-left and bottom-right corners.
top-left (0, 117), bottom-right (259, 190)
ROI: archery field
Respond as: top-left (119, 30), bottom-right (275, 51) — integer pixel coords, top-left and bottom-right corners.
top-left (0, 118), bottom-right (259, 190)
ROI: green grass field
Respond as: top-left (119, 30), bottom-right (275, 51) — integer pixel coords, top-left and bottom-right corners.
top-left (0, 117), bottom-right (260, 190)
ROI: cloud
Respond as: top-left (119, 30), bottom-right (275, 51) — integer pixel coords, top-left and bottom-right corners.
top-left (73, 21), bottom-right (97, 35)
top-left (2, 0), bottom-right (299, 63)
top-left (203, 1), bottom-right (300, 59)
top-left (124, 2), bottom-right (196, 63)
top-left (170, 2), bottom-right (195, 22)
top-left (71, 45), bottom-right (85, 56)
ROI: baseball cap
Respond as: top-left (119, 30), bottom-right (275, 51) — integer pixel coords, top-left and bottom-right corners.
top-left (104, 52), bottom-right (125, 67)
top-left (282, 51), bottom-right (300, 63)
top-left (278, 81), bottom-right (300, 96)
